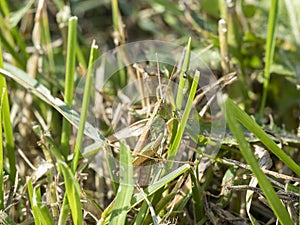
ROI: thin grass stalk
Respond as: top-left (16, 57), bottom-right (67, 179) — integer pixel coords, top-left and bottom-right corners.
top-left (0, 19), bottom-right (26, 69)
top-left (0, 88), bottom-right (4, 210)
top-left (61, 16), bottom-right (77, 159)
top-left (176, 37), bottom-right (191, 109)
top-left (218, 19), bottom-right (229, 74)
top-left (72, 40), bottom-right (98, 172)
top-left (259, 0), bottom-right (279, 117)
top-left (40, 3), bottom-right (56, 76)
top-left (0, 40), bottom-right (16, 183)
top-left (189, 168), bottom-right (203, 220)
top-left (168, 70), bottom-right (200, 167)
top-left (0, 0), bottom-right (29, 61)
top-left (223, 96), bottom-right (294, 225)
top-left (112, 0), bottom-right (127, 87)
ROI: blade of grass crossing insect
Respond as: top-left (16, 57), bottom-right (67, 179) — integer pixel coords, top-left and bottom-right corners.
top-left (99, 164), bottom-right (190, 224)
top-left (61, 16), bottom-right (78, 159)
top-left (226, 98), bottom-right (300, 176)
top-left (168, 70), bottom-right (200, 167)
top-left (131, 164), bottom-right (190, 208)
top-left (109, 142), bottom-right (134, 225)
top-left (27, 179), bottom-right (55, 225)
top-left (176, 37), bottom-right (191, 109)
top-left (223, 96), bottom-right (294, 225)
top-left (59, 162), bottom-right (83, 225)
top-left (72, 40), bottom-right (98, 172)
top-left (27, 179), bottom-right (42, 225)
top-left (45, 134), bottom-right (82, 225)
top-left (0, 40), bottom-right (16, 183)
top-left (259, 0), bottom-right (279, 117)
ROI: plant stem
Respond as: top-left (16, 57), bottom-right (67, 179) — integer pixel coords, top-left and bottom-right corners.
top-left (259, 0), bottom-right (279, 117)
top-left (61, 16), bottom-right (78, 159)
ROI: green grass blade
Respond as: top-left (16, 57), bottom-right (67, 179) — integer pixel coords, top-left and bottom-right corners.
top-left (27, 179), bottom-right (42, 225)
top-left (0, 40), bottom-right (16, 183)
top-left (0, 65), bottom-right (106, 143)
top-left (189, 168), bottom-right (203, 220)
top-left (0, 88), bottom-right (4, 210)
top-left (131, 164), bottom-right (190, 208)
top-left (61, 16), bottom-right (78, 159)
top-left (59, 162), bottom-right (83, 225)
top-left (259, 0), bottom-right (279, 117)
top-left (45, 133), bottom-right (82, 225)
top-left (222, 96), bottom-right (294, 225)
top-left (72, 40), bottom-right (98, 172)
top-left (168, 70), bottom-right (200, 165)
top-left (112, 0), bottom-right (126, 87)
top-left (176, 37), bottom-right (191, 109)
top-left (109, 142), bottom-right (134, 225)
top-left (225, 97), bottom-right (300, 176)
top-left (27, 179), bottom-right (55, 225)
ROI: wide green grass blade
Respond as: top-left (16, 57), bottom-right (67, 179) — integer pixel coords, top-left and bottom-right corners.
top-left (27, 179), bottom-right (55, 225)
top-left (72, 40), bottom-right (98, 172)
top-left (45, 134), bottom-right (82, 224)
top-left (59, 161), bottom-right (83, 224)
top-left (225, 97), bottom-right (300, 176)
top-left (109, 142), bottom-right (134, 225)
top-left (259, 0), bottom-right (279, 117)
top-left (176, 37), bottom-right (191, 109)
top-left (0, 40), bottom-right (16, 183)
top-left (222, 96), bottom-right (294, 225)
top-left (61, 16), bottom-right (78, 159)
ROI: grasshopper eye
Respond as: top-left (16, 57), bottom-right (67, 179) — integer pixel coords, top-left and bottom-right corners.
top-left (183, 71), bottom-right (187, 78)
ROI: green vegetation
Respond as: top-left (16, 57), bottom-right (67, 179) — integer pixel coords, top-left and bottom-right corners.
top-left (0, 0), bottom-right (300, 224)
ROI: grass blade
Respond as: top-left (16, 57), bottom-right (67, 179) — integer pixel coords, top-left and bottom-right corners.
top-left (0, 40), bottom-right (16, 183)
top-left (72, 40), bottom-right (98, 172)
top-left (168, 70), bottom-right (200, 165)
top-left (61, 16), bottom-right (78, 159)
top-left (131, 164), bottom-right (190, 208)
top-left (222, 95), bottom-right (294, 225)
top-left (109, 142), bottom-right (134, 225)
top-left (59, 162), bottom-right (83, 224)
top-left (259, 0), bottom-right (279, 117)
top-left (0, 64), bottom-right (106, 143)
top-left (176, 37), bottom-right (191, 109)
top-left (0, 88), bottom-right (4, 210)
top-left (27, 179), bottom-right (55, 225)
top-left (225, 97), bottom-right (300, 176)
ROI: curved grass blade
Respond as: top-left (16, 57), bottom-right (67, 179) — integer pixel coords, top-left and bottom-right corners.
top-left (225, 97), bottom-right (300, 176)
top-left (109, 142), bottom-right (134, 225)
top-left (222, 96), bottom-right (294, 225)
